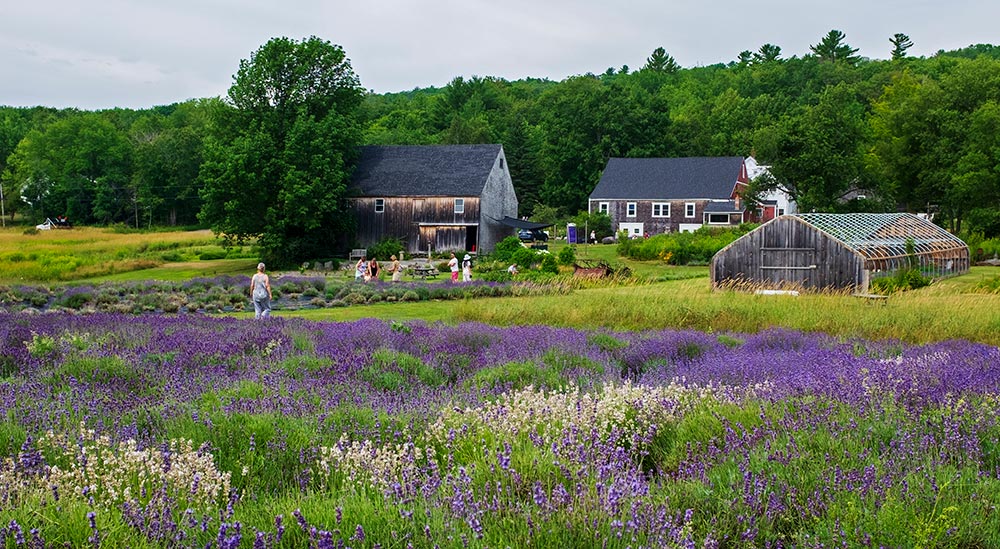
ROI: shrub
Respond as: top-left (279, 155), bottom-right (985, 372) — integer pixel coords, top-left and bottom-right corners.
top-left (401, 290), bottom-right (420, 302)
top-left (367, 237), bottom-right (406, 262)
top-left (511, 247), bottom-right (538, 270)
top-left (492, 236), bottom-right (523, 263)
top-left (541, 253), bottom-right (559, 273)
top-left (557, 245), bottom-right (576, 266)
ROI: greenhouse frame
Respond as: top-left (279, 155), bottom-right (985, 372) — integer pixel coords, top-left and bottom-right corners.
top-left (710, 213), bottom-right (970, 292)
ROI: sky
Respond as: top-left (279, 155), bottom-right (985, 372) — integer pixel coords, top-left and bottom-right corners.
top-left (1, 0), bottom-right (996, 110)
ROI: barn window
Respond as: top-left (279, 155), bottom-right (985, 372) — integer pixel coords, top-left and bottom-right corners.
top-left (708, 213), bottom-right (729, 224)
top-left (374, 198), bottom-right (385, 213)
top-left (626, 202), bottom-right (637, 217)
top-left (652, 203), bottom-right (670, 217)
top-left (454, 198), bottom-right (464, 213)
top-left (599, 202), bottom-right (609, 214)
top-left (685, 203), bottom-right (696, 218)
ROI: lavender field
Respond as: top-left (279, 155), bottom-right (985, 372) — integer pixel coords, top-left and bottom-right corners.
top-left (2, 313), bottom-right (1000, 547)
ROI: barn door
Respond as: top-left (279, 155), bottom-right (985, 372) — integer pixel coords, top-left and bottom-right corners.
top-left (760, 225), bottom-right (817, 286)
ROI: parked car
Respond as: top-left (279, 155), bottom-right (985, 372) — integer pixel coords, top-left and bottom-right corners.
top-left (518, 229), bottom-right (548, 242)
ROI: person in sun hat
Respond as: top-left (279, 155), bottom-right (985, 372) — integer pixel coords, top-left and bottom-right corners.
top-left (249, 262), bottom-right (272, 319)
top-left (461, 253), bottom-right (473, 282)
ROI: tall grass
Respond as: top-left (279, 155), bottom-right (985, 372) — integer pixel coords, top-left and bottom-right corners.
top-left (0, 227), bottom-right (249, 282)
top-left (453, 270), bottom-right (1000, 345)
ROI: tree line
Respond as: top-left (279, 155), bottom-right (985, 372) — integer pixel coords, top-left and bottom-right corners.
top-left (2, 32), bottom-right (999, 264)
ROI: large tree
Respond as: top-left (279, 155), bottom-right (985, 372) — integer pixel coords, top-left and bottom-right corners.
top-left (199, 36), bottom-right (364, 265)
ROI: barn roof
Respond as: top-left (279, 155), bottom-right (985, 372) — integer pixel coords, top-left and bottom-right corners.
top-left (350, 144), bottom-right (502, 197)
top-left (589, 157), bottom-right (745, 200)
top-left (793, 213), bottom-right (967, 259)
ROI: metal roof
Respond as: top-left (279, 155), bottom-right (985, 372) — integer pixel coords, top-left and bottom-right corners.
top-left (793, 213), bottom-right (967, 260)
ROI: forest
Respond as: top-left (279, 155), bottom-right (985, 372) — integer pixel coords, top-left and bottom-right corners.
top-left (1, 32), bottom-right (999, 251)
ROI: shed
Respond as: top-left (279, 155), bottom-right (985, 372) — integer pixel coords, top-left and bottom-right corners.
top-left (710, 213), bottom-right (970, 292)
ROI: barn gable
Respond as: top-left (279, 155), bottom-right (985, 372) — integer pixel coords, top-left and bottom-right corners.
top-left (347, 145), bottom-right (518, 255)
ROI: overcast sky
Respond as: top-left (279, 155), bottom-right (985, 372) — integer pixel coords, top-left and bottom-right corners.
top-left (2, 0), bottom-right (996, 110)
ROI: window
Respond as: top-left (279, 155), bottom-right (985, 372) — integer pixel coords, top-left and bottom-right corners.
top-left (499, 158), bottom-right (505, 170)
top-left (599, 202), bottom-right (609, 215)
top-left (374, 198), bottom-right (385, 213)
top-left (652, 203), bottom-right (670, 217)
top-left (626, 202), bottom-right (637, 217)
top-left (778, 208), bottom-right (785, 216)
top-left (708, 213), bottom-right (730, 224)
top-left (685, 202), bottom-right (696, 218)
top-left (454, 198), bottom-right (464, 213)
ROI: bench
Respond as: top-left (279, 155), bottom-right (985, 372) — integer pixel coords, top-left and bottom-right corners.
top-left (349, 248), bottom-right (367, 261)
top-left (411, 266), bottom-right (440, 280)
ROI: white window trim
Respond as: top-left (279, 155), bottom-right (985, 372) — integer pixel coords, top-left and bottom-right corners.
top-left (652, 202), bottom-right (670, 218)
top-left (626, 202), bottom-right (637, 217)
top-left (707, 213), bottom-right (730, 225)
top-left (454, 198), bottom-right (464, 213)
top-left (374, 198), bottom-right (385, 213)
top-left (599, 202), bottom-right (609, 215)
top-left (685, 202), bottom-right (696, 218)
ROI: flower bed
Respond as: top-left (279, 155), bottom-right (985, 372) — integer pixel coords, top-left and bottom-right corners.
top-left (1, 315), bottom-right (1000, 546)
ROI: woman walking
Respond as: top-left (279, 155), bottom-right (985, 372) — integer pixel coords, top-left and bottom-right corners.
top-left (250, 262), bottom-right (272, 319)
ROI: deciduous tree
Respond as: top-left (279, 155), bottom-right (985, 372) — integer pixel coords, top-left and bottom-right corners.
top-left (198, 36), bottom-right (364, 265)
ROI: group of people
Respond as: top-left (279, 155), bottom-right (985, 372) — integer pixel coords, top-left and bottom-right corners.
top-left (447, 252), bottom-right (473, 282)
top-left (354, 254), bottom-right (402, 283)
top-left (250, 250), bottom-right (485, 320)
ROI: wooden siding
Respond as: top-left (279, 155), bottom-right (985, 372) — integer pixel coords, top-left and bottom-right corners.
top-left (711, 217), bottom-right (866, 291)
top-left (592, 199), bottom-right (738, 234)
top-left (351, 196), bottom-right (481, 254)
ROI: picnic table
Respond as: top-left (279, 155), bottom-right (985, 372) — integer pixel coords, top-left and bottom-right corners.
top-left (412, 265), bottom-right (440, 280)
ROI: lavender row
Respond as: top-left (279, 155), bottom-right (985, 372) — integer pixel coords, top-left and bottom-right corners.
top-left (0, 274), bottom-right (568, 314)
top-left (2, 313), bottom-right (1000, 546)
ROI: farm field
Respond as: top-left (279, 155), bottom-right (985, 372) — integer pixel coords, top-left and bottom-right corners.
top-left (2, 228), bottom-right (1000, 546)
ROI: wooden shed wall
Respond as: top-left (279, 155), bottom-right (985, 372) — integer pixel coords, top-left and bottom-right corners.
top-left (352, 196), bottom-right (481, 254)
top-left (711, 217), bottom-right (866, 291)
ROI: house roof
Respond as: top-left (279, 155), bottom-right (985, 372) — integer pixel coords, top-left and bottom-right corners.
top-left (349, 144), bottom-right (502, 197)
top-left (704, 200), bottom-right (742, 213)
top-left (589, 157), bottom-right (746, 200)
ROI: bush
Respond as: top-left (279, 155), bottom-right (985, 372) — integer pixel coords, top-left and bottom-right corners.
top-left (492, 236), bottom-right (523, 263)
top-left (511, 247), bottom-right (539, 270)
top-left (557, 245), bottom-right (576, 266)
top-left (367, 237), bottom-right (405, 262)
top-left (541, 254), bottom-right (559, 274)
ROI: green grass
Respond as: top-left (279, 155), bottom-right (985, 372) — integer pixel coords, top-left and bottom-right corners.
top-left (273, 266), bottom-right (1000, 345)
top-left (0, 227), bottom-right (257, 283)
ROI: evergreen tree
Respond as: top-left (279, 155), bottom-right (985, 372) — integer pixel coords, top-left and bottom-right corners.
top-left (643, 47), bottom-right (680, 73)
top-left (890, 33), bottom-right (914, 60)
top-left (810, 30), bottom-right (860, 64)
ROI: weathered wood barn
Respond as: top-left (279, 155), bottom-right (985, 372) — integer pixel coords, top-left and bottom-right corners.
top-left (711, 213), bottom-right (970, 292)
top-left (347, 144), bottom-right (518, 255)
top-left (588, 156), bottom-right (751, 237)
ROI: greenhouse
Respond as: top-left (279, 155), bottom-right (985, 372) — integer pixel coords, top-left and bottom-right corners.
top-left (711, 213), bottom-right (970, 292)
